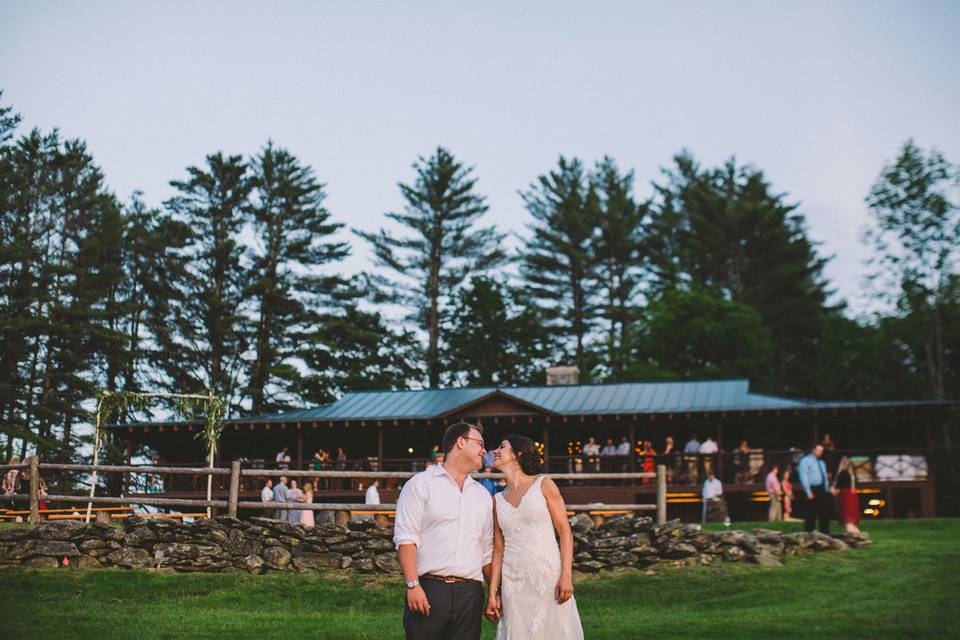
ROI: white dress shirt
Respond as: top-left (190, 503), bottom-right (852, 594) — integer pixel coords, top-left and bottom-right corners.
top-left (582, 443), bottom-right (600, 456)
top-left (616, 441), bottom-right (631, 455)
top-left (260, 486), bottom-right (273, 502)
top-left (702, 478), bottom-right (724, 500)
top-left (365, 484), bottom-right (380, 505)
top-left (393, 464), bottom-right (493, 581)
top-left (699, 439), bottom-right (719, 454)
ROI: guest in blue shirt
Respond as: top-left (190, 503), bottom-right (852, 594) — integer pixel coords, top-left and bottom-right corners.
top-left (479, 466), bottom-right (499, 496)
top-left (798, 444), bottom-right (834, 534)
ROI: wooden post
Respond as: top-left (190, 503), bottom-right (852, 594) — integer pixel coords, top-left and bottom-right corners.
top-left (628, 423), bottom-right (636, 475)
top-left (716, 422), bottom-right (724, 482)
top-left (541, 423), bottom-right (550, 473)
top-left (124, 435), bottom-right (133, 494)
top-left (296, 424), bottom-right (303, 471)
top-left (29, 455), bottom-right (40, 524)
top-left (656, 464), bottom-right (667, 525)
top-left (377, 429), bottom-right (384, 472)
top-left (227, 459), bottom-right (241, 519)
top-left (335, 511), bottom-right (350, 527)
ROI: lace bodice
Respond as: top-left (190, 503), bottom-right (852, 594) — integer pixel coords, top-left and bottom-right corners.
top-left (495, 476), bottom-right (561, 587)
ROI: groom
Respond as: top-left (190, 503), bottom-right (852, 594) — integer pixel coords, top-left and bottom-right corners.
top-left (394, 421), bottom-right (494, 640)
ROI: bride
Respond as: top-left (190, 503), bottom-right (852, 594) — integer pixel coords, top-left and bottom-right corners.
top-left (485, 435), bottom-right (584, 639)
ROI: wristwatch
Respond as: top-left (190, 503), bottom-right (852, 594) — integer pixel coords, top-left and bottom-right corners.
top-left (405, 579), bottom-right (420, 589)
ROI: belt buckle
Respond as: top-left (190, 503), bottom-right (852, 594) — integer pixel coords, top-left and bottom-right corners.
top-left (442, 576), bottom-right (458, 583)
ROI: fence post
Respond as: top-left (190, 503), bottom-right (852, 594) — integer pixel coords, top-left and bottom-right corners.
top-left (227, 460), bottom-right (241, 519)
top-left (29, 455), bottom-right (40, 525)
top-left (656, 464), bottom-right (667, 525)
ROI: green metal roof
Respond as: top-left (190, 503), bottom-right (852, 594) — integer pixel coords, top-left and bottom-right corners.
top-left (108, 378), bottom-right (956, 429)
top-left (245, 379), bottom-right (808, 423)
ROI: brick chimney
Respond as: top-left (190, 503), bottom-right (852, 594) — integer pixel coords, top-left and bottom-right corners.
top-left (546, 366), bottom-right (580, 386)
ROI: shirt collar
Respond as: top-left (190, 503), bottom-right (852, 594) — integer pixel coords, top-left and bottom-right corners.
top-left (433, 462), bottom-right (478, 487)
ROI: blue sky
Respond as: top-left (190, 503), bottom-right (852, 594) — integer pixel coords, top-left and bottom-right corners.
top-left (2, 1), bottom-right (958, 312)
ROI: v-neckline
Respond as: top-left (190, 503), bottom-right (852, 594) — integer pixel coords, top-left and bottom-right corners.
top-left (501, 476), bottom-right (538, 510)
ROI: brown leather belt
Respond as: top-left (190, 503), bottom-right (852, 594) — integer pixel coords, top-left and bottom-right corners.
top-left (421, 573), bottom-right (472, 583)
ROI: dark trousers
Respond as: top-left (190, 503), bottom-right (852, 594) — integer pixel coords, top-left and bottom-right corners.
top-left (804, 485), bottom-right (833, 534)
top-left (403, 579), bottom-right (483, 640)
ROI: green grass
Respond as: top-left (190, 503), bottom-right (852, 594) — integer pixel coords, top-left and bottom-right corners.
top-left (2, 519), bottom-right (958, 639)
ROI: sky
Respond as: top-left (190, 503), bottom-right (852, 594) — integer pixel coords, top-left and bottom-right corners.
top-left (2, 0), bottom-right (959, 314)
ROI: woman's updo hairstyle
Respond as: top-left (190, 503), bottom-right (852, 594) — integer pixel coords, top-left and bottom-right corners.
top-left (505, 434), bottom-right (542, 475)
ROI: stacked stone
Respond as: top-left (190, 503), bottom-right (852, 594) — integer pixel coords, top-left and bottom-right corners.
top-left (0, 516), bottom-right (400, 574)
top-left (569, 514), bottom-right (871, 572)
top-left (0, 514), bottom-right (869, 575)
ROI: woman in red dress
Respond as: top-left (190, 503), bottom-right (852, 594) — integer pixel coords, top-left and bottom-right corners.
top-left (833, 456), bottom-right (861, 533)
top-left (641, 440), bottom-right (657, 484)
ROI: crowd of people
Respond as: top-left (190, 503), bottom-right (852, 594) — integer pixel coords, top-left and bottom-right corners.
top-left (2, 457), bottom-right (49, 522)
top-left (258, 474), bottom-right (382, 527)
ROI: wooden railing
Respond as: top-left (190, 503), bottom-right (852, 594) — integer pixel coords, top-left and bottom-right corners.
top-left (1, 459), bottom-right (667, 526)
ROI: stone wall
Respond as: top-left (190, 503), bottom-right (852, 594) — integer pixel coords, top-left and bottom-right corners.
top-left (0, 514), bottom-right (870, 574)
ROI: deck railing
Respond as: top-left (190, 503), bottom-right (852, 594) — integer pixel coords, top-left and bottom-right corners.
top-left (0, 458), bottom-right (666, 526)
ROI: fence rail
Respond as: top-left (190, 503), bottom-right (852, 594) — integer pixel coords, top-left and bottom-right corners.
top-left (3, 457), bottom-right (667, 526)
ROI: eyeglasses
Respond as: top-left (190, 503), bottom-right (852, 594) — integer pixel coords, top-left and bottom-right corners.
top-left (461, 436), bottom-right (486, 448)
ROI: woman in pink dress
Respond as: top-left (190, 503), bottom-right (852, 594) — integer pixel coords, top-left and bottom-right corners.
top-left (300, 482), bottom-right (315, 527)
top-left (781, 468), bottom-right (798, 521)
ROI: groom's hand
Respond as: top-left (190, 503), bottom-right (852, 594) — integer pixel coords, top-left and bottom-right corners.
top-left (484, 593), bottom-right (501, 622)
top-left (407, 585), bottom-right (430, 616)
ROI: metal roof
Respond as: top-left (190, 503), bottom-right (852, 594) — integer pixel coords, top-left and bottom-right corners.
top-left (107, 379), bottom-right (956, 429)
top-left (253, 379), bottom-right (810, 422)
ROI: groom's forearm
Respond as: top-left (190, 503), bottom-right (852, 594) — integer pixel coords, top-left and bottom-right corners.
top-left (482, 562), bottom-right (492, 584)
top-left (397, 544), bottom-right (419, 582)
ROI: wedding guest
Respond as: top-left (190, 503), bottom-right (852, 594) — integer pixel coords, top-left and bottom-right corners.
top-left (616, 436), bottom-right (631, 456)
top-left (312, 450), bottom-right (324, 489)
top-left (365, 479), bottom-right (381, 505)
top-left (336, 446), bottom-right (348, 489)
top-left (734, 440), bottom-right (752, 483)
top-left (300, 482), bottom-right (315, 527)
top-left (781, 468), bottom-right (799, 522)
top-left (699, 435), bottom-right (719, 477)
top-left (600, 438), bottom-right (617, 456)
top-left (260, 479), bottom-right (274, 518)
top-left (276, 446), bottom-right (291, 470)
top-left (641, 440), bottom-right (657, 484)
top-left (684, 434), bottom-right (701, 485)
top-left (479, 467), bottom-right (498, 496)
top-left (798, 444), bottom-right (832, 534)
top-left (662, 436), bottom-right (678, 482)
top-left (287, 480), bottom-right (304, 524)
top-left (581, 437), bottom-right (601, 472)
top-left (765, 463), bottom-right (782, 521)
top-left (273, 476), bottom-right (290, 521)
top-left (2, 457), bottom-right (21, 511)
top-left (701, 471), bottom-right (726, 523)
top-left (833, 457), bottom-right (861, 533)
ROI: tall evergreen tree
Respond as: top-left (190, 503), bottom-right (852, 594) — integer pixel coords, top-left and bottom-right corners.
top-left (297, 304), bottom-right (422, 404)
top-left (444, 276), bottom-right (549, 386)
top-left (519, 156), bottom-right (600, 378)
top-left (245, 142), bottom-right (350, 413)
top-left (646, 152), bottom-right (831, 394)
top-left (164, 153), bottom-right (252, 409)
top-left (355, 147), bottom-right (505, 388)
top-left (591, 157), bottom-right (648, 381)
top-left (865, 140), bottom-right (960, 400)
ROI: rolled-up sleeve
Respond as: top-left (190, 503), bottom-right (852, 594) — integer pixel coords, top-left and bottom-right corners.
top-left (393, 477), bottom-right (425, 549)
top-left (481, 498), bottom-right (494, 566)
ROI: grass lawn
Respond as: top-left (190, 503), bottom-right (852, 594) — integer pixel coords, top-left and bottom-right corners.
top-left (2, 519), bottom-right (958, 639)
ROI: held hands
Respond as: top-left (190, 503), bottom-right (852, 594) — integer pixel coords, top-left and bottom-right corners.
top-left (555, 574), bottom-right (574, 604)
top-left (406, 585), bottom-right (431, 616)
top-left (484, 593), bottom-right (501, 622)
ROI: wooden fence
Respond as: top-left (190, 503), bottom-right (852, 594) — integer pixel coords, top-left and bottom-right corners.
top-left (1, 458), bottom-right (667, 526)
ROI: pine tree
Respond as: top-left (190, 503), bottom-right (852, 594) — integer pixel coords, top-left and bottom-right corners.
top-left (444, 276), bottom-right (549, 386)
top-left (164, 153), bottom-right (252, 409)
top-left (591, 157), bottom-right (648, 381)
top-left (297, 304), bottom-right (422, 404)
top-left (646, 153), bottom-right (831, 394)
top-left (519, 156), bottom-right (600, 378)
top-left (245, 142), bottom-right (349, 413)
top-left (355, 147), bottom-right (505, 388)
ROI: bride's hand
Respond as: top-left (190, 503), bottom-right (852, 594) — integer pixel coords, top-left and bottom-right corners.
top-left (484, 593), bottom-right (501, 622)
top-left (555, 575), bottom-right (574, 604)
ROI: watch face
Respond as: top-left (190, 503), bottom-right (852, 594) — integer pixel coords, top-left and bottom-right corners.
top-left (406, 580), bottom-right (418, 588)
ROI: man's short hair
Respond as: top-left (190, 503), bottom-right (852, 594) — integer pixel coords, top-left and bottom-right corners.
top-left (442, 421), bottom-right (483, 455)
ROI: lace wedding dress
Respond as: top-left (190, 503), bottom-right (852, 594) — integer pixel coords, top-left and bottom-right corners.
top-left (495, 476), bottom-right (584, 640)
